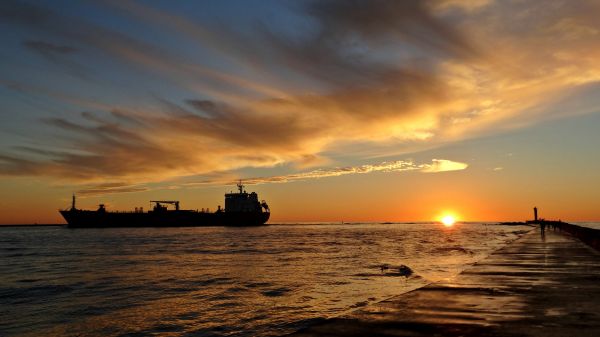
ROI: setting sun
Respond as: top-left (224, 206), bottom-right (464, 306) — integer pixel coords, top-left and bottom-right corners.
top-left (441, 215), bottom-right (456, 227)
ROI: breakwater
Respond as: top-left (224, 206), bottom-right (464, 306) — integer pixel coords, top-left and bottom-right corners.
top-left (553, 221), bottom-right (600, 251)
top-left (289, 229), bottom-right (600, 336)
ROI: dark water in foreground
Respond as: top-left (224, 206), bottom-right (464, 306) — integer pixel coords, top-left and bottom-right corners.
top-left (0, 223), bottom-right (531, 337)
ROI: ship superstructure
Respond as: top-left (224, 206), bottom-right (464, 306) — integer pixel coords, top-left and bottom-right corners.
top-left (60, 182), bottom-right (270, 227)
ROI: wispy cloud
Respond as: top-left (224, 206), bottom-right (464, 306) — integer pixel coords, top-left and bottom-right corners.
top-left (183, 158), bottom-right (468, 187)
top-left (245, 160), bottom-right (420, 184)
top-left (76, 182), bottom-right (148, 196)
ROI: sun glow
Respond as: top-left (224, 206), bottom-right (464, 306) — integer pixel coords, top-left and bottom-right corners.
top-left (441, 215), bottom-right (456, 227)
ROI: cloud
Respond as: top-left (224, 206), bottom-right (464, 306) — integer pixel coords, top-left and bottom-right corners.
top-left (0, 154), bottom-right (40, 176)
top-left (304, 0), bottom-right (479, 59)
top-left (0, 0), bottom-right (599, 186)
top-left (17, 157), bottom-right (466, 196)
top-left (21, 39), bottom-right (87, 79)
top-left (182, 158), bottom-right (466, 187)
top-left (1, 1), bottom-right (271, 101)
top-left (0, 105), bottom-right (320, 181)
top-left (420, 159), bottom-right (468, 173)
top-left (245, 160), bottom-right (420, 184)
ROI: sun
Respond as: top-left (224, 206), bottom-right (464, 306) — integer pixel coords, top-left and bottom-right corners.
top-left (441, 215), bottom-right (456, 227)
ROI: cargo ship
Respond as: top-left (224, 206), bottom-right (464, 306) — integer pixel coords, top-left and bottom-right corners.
top-left (60, 182), bottom-right (270, 227)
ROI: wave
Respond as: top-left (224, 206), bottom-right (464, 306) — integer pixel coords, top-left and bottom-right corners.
top-left (433, 246), bottom-right (474, 255)
top-left (262, 287), bottom-right (292, 297)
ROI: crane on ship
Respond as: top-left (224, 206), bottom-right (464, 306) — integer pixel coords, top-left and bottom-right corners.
top-left (150, 200), bottom-right (180, 211)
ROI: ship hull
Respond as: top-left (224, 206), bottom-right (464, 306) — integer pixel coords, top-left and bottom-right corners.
top-left (60, 210), bottom-right (270, 228)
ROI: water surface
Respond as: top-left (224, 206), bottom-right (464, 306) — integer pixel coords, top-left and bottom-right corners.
top-left (574, 222), bottom-right (600, 229)
top-left (0, 223), bottom-right (531, 336)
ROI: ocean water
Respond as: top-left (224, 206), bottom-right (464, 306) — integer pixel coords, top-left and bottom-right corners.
top-left (0, 223), bottom-right (531, 337)
top-left (574, 222), bottom-right (600, 229)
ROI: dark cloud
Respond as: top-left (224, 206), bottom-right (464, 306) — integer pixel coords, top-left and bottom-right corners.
top-left (0, 111), bottom-right (202, 180)
top-left (21, 39), bottom-right (86, 78)
top-left (308, 0), bottom-right (477, 57)
top-left (177, 99), bottom-right (321, 150)
top-left (0, 1), bottom-right (48, 25)
top-left (104, 0), bottom-right (476, 86)
top-left (1, 1), bottom-right (251, 93)
top-left (0, 154), bottom-right (40, 176)
top-left (76, 182), bottom-right (148, 196)
top-left (23, 40), bottom-right (77, 54)
top-left (1, 3), bottom-right (88, 77)
top-left (40, 114), bottom-right (197, 179)
top-left (255, 0), bottom-right (478, 85)
top-left (1, 1), bottom-right (143, 57)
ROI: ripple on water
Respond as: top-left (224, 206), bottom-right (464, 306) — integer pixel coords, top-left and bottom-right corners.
top-left (349, 301), bottom-right (369, 309)
top-left (262, 287), bottom-right (292, 297)
top-left (16, 278), bottom-right (43, 283)
top-left (244, 281), bottom-right (273, 288)
top-left (1, 283), bottom-right (79, 304)
top-left (226, 286), bottom-right (247, 293)
top-left (433, 246), bottom-right (474, 255)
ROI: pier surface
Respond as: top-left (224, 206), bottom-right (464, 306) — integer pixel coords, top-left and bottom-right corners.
top-left (290, 229), bottom-right (600, 336)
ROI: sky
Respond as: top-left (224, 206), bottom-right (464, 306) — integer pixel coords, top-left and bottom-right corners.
top-left (1, 0), bottom-right (599, 224)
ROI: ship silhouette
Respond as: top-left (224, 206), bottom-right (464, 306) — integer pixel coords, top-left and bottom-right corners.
top-left (60, 182), bottom-right (270, 227)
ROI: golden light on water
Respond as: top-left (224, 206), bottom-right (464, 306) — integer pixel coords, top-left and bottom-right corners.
top-left (441, 215), bottom-right (456, 227)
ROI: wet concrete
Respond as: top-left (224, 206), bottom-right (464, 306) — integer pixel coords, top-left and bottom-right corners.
top-left (289, 229), bottom-right (600, 336)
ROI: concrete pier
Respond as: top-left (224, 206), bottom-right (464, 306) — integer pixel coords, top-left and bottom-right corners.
top-left (290, 229), bottom-right (600, 336)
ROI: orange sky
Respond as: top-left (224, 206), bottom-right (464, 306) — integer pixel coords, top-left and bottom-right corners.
top-left (1, 0), bottom-right (599, 223)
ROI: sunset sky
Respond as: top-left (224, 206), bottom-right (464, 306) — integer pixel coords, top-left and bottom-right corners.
top-left (1, 0), bottom-right (599, 224)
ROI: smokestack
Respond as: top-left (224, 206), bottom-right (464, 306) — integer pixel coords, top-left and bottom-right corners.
top-left (534, 207), bottom-right (538, 222)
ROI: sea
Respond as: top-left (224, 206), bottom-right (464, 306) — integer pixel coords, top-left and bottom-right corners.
top-left (1, 222), bottom-right (533, 337)
top-left (575, 222), bottom-right (600, 230)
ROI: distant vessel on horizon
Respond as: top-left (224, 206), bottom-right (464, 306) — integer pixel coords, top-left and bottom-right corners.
top-left (59, 182), bottom-right (270, 227)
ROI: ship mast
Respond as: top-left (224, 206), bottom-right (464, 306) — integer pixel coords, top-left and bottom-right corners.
top-left (237, 180), bottom-right (244, 194)
top-left (71, 194), bottom-right (76, 210)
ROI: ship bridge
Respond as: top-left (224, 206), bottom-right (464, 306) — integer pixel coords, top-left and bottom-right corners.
top-left (225, 181), bottom-right (267, 212)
